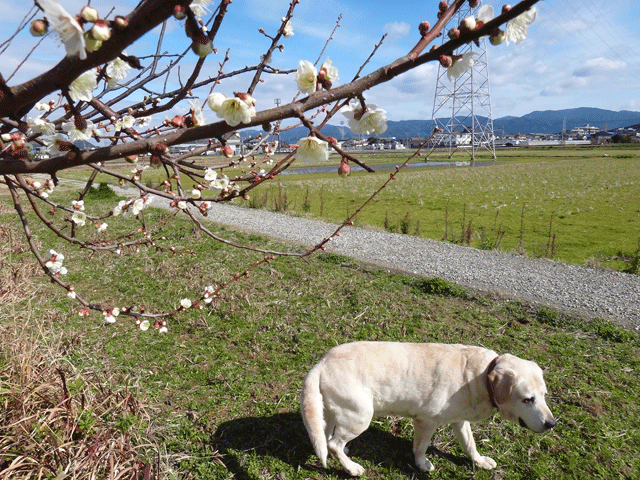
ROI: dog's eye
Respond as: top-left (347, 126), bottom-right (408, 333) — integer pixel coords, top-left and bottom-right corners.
top-left (523, 397), bottom-right (535, 405)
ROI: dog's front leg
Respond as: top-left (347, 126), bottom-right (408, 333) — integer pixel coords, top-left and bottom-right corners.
top-left (412, 418), bottom-right (438, 471)
top-left (452, 421), bottom-right (497, 469)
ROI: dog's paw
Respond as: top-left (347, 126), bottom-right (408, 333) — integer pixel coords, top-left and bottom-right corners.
top-left (415, 456), bottom-right (435, 472)
top-left (475, 455), bottom-right (497, 470)
top-left (345, 461), bottom-right (365, 477)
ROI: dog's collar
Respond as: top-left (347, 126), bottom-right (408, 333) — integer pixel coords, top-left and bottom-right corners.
top-left (486, 356), bottom-right (500, 409)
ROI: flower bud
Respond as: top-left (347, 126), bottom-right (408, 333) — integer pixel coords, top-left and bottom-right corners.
top-left (439, 55), bottom-right (453, 68)
top-left (81, 5), bottom-right (99, 22)
top-left (91, 20), bottom-right (111, 41)
top-left (84, 32), bottom-right (102, 52)
top-left (489, 28), bottom-right (506, 45)
top-left (113, 16), bottom-right (128, 29)
top-left (439, 1), bottom-right (448, 11)
top-left (222, 145), bottom-right (234, 158)
top-left (173, 4), bottom-right (187, 20)
top-left (448, 27), bottom-right (460, 39)
top-left (338, 158), bottom-right (350, 177)
top-left (502, 4), bottom-right (512, 14)
top-left (419, 21), bottom-right (430, 37)
top-left (460, 16), bottom-right (476, 32)
top-left (469, 0), bottom-right (479, 7)
top-left (191, 35), bottom-right (213, 58)
top-left (125, 154), bottom-right (139, 163)
top-left (30, 19), bottom-right (48, 36)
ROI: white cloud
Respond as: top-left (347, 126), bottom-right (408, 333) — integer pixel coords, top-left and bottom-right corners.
top-left (573, 57), bottom-right (627, 77)
top-left (383, 21), bottom-right (411, 43)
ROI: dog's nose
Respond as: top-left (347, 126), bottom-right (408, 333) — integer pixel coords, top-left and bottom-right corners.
top-left (543, 418), bottom-right (556, 430)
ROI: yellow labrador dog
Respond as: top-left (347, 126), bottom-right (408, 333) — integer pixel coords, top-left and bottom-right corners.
top-left (301, 341), bottom-right (555, 476)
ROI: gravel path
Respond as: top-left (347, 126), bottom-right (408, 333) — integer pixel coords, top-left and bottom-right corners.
top-left (154, 198), bottom-right (639, 330)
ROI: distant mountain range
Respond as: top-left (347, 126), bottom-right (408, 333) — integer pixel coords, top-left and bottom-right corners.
top-left (265, 107), bottom-right (640, 143)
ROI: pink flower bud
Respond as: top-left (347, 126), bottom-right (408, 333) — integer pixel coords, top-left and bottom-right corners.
top-left (502, 4), bottom-right (512, 14)
top-left (419, 21), bottom-right (430, 36)
top-left (448, 27), bottom-right (460, 40)
top-left (113, 16), bottom-right (128, 29)
top-left (338, 158), bottom-right (350, 177)
top-left (469, 0), bottom-right (479, 7)
top-left (439, 55), bottom-right (453, 68)
top-left (173, 5), bottom-right (187, 20)
top-left (30, 19), bottom-right (48, 36)
top-left (222, 145), bottom-right (234, 158)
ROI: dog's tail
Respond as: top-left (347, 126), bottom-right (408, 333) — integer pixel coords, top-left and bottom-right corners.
top-left (300, 364), bottom-right (328, 468)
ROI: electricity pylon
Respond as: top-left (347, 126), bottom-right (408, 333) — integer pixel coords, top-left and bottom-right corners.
top-left (431, 1), bottom-right (496, 162)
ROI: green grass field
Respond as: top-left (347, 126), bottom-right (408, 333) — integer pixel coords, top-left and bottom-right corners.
top-left (59, 144), bottom-right (640, 272)
top-left (1, 144), bottom-right (639, 479)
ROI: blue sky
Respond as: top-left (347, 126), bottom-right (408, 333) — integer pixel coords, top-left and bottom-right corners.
top-left (2, 0), bottom-right (639, 123)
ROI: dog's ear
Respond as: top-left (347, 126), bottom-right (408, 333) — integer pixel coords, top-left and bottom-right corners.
top-left (488, 369), bottom-right (517, 405)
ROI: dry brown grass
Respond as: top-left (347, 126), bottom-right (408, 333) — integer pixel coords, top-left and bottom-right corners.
top-left (0, 223), bottom-right (166, 479)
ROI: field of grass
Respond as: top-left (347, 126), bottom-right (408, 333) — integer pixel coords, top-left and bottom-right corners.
top-left (59, 144), bottom-right (640, 272)
top-left (1, 186), bottom-right (639, 480)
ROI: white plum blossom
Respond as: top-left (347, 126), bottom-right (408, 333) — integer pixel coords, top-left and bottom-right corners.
top-left (207, 94), bottom-right (255, 127)
top-left (295, 60), bottom-right (317, 95)
top-left (295, 137), bottom-right (330, 163)
top-left (131, 197), bottom-right (147, 216)
top-left (107, 55), bottom-right (132, 87)
top-left (38, 0), bottom-right (86, 60)
top-left (210, 175), bottom-right (230, 190)
top-left (28, 116), bottom-right (56, 136)
top-left (180, 298), bottom-right (192, 309)
top-left (177, 201), bottom-right (188, 210)
top-left (189, 99), bottom-right (206, 126)
top-left (506, 6), bottom-right (537, 45)
top-left (62, 119), bottom-right (95, 141)
top-left (476, 5), bottom-right (494, 25)
top-left (103, 308), bottom-right (119, 323)
top-left (71, 211), bottom-right (86, 226)
top-left (139, 319), bottom-right (150, 331)
top-left (71, 199), bottom-right (84, 211)
top-left (159, 326), bottom-right (168, 333)
top-left (206, 92), bottom-right (226, 112)
top-left (69, 69), bottom-right (98, 102)
top-left (282, 18), bottom-right (294, 37)
top-left (112, 199), bottom-right (128, 217)
top-left (115, 115), bottom-right (135, 131)
top-left (137, 116), bottom-right (153, 127)
top-left (191, 189), bottom-right (202, 199)
top-left (35, 102), bottom-right (51, 112)
top-left (319, 57), bottom-right (339, 84)
top-left (447, 52), bottom-right (476, 81)
top-left (204, 167), bottom-right (217, 182)
top-left (45, 249), bottom-right (67, 275)
top-left (189, 0), bottom-right (211, 18)
top-left (203, 285), bottom-right (216, 303)
top-left (43, 134), bottom-right (70, 155)
top-left (341, 100), bottom-right (388, 135)
top-left (96, 222), bottom-right (108, 232)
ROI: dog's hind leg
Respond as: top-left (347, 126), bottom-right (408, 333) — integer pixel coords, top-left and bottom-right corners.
top-left (326, 407), bottom-right (372, 476)
top-left (452, 421), bottom-right (497, 469)
top-left (412, 418), bottom-right (438, 472)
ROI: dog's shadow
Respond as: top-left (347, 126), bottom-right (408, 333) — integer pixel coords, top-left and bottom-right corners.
top-left (213, 412), bottom-right (470, 478)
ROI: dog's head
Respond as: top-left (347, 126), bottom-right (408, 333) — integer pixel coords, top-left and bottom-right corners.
top-left (488, 354), bottom-right (556, 433)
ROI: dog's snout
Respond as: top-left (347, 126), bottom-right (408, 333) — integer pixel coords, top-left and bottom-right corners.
top-left (543, 418), bottom-right (556, 430)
